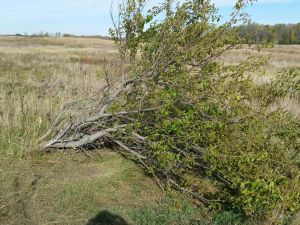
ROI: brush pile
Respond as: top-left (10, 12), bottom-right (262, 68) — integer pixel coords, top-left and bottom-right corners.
top-left (42, 0), bottom-right (300, 222)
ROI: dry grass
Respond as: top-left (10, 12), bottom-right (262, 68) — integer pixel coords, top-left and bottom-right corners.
top-left (0, 36), bottom-right (299, 224)
top-left (0, 36), bottom-right (115, 50)
top-left (220, 45), bottom-right (300, 69)
top-left (270, 97), bottom-right (300, 118)
top-left (220, 45), bottom-right (300, 118)
top-left (0, 36), bottom-right (164, 225)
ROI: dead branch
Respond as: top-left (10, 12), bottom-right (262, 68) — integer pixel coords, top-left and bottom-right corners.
top-left (109, 137), bottom-right (147, 160)
top-left (43, 125), bottom-right (126, 149)
top-left (169, 179), bottom-right (221, 204)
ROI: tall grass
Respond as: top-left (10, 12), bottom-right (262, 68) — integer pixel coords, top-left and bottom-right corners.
top-left (0, 37), bottom-right (299, 224)
top-left (0, 38), bottom-right (115, 157)
top-left (0, 37), bottom-right (164, 224)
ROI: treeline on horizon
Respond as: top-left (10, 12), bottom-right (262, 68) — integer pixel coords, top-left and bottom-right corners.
top-left (1, 31), bottom-right (111, 40)
top-left (238, 23), bottom-right (300, 44)
top-left (2, 23), bottom-right (300, 44)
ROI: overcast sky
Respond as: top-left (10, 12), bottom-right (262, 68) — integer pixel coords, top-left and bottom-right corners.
top-left (0, 0), bottom-right (299, 35)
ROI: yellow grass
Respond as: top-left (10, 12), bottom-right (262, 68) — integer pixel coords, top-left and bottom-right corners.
top-left (0, 36), bottom-right (299, 224)
top-left (0, 36), bottom-right (164, 225)
top-left (220, 45), bottom-right (300, 69)
top-left (220, 45), bottom-right (300, 118)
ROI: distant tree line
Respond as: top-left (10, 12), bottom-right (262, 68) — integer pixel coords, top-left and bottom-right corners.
top-left (8, 32), bottom-right (111, 40)
top-left (5, 23), bottom-right (300, 44)
top-left (238, 23), bottom-right (300, 44)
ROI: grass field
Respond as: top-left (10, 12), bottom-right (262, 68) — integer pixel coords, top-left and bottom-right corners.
top-left (0, 36), bottom-right (299, 225)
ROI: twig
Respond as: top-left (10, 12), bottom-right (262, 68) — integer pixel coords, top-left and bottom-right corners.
top-left (138, 158), bottom-right (165, 192)
top-left (169, 179), bottom-right (221, 204)
top-left (109, 138), bottom-right (147, 160)
top-left (132, 132), bottom-right (147, 143)
top-left (0, 205), bottom-right (8, 211)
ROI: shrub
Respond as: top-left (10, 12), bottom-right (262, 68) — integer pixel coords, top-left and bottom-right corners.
top-left (271, 68), bottom-right (300, 99)
top-left (44, 0), bottom-right (300, 222)
top-left (109, 0), bottom-right (300, 220)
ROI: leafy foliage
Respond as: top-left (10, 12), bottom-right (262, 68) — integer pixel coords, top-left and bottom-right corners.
top-left (271, 68), bottom-right (300, 99)
top-left (108, 0), bottom-right (300, 222)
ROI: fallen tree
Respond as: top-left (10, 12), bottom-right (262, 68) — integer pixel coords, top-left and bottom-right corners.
top-left (41, 0), bottom-right (300, 223)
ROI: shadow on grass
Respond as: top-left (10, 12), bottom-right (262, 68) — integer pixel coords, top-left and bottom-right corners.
top-left (86, 210), bottom-right (129, 225)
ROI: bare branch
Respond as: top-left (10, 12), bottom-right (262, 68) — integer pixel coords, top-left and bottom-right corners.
top-left (43, 125), bottom-right (126, 149)
top-left (109, 138), bottom-right (147, 160)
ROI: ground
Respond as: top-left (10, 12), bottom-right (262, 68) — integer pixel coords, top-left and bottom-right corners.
top-left (0, 36), bottom-right (299, 225)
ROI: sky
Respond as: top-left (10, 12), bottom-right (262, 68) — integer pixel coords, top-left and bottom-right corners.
top-left (0, 0), bottom-right (299, 36)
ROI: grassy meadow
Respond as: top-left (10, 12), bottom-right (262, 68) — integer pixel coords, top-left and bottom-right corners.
top-left (0, 36), bottom-right (299, 225)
